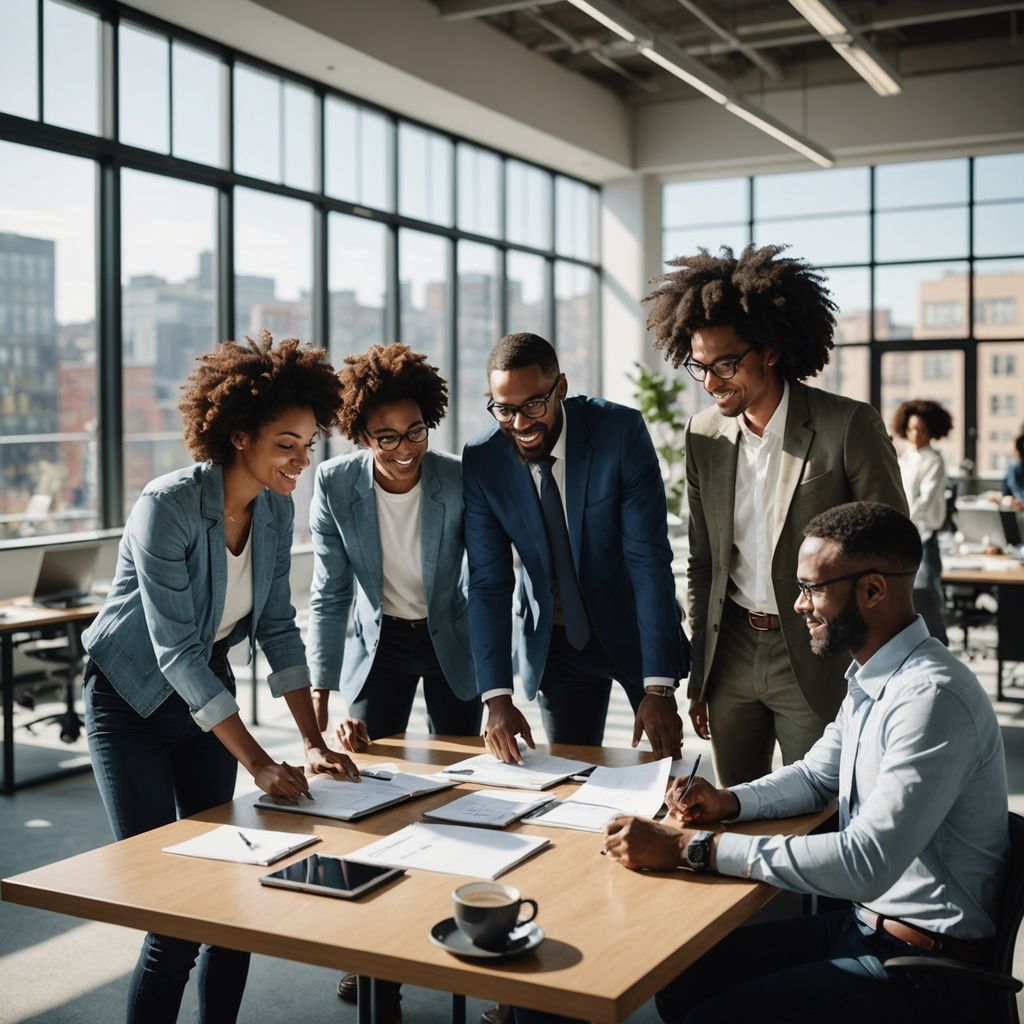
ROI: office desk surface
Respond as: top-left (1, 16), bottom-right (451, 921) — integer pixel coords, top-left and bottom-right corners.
top-left (2, 735), bottom-right (832, 1022)
top-left (942, 558), bottom-right (1024, 586)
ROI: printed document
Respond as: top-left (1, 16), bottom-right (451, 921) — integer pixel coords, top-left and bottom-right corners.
top-left (439, 747), bottom-right (593, 790)
top-left (163, 825), bottom-right (319, 866)
top-left (422, 790), bottom-right (553, 828)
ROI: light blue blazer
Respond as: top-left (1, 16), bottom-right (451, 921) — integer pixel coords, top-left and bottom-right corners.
top-left (81, 463), bottom-right (310, 730)
top-left (306, 449), bottom-right (477, 706)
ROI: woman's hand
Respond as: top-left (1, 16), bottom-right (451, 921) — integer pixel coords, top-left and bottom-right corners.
top-left (305, 745), bottom-right (360, 781)
top-left (253, 759), bottom-right (312, 800)
top-left (335, 718), bottom-right (371, 753)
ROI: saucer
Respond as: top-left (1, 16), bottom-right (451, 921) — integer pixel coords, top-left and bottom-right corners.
top-left (429, 917), bottom-right (544, 959)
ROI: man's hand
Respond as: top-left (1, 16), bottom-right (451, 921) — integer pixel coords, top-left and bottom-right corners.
top-left (484, 695), bottom-right (535, 764)
top-left (666, 777), bottom-right (739, 825)
top-left (305, 745), bottom-right (360, 781)
top-left (311, 689), bottom-right (330, 732)
top-left (688, 697), bottom-right (710, 740)
top-left (632, 693), bottom-right (684, 759)
top-left (603, 815), bottom-right (689, 870)
top-left (335, 718), bottom-right (371, 753)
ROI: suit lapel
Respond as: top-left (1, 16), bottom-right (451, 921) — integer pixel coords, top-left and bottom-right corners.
top-left (563, 401), bottom-right (592, 570)
top-left (710, 415), bottom-right (740, 562)
top-left (352, 455), bottom-right (384, 604)
top-left (503, 447), bottom-right (552, 578)
top-left (419, 453), bottom-right (444, 607)
top-left (773, 383), bottom-right (814, 551)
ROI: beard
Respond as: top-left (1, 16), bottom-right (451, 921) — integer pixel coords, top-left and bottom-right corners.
top-left (505, 409), bottom-right (563, 465)
top-left (807, 588), bottom-right (869, 657)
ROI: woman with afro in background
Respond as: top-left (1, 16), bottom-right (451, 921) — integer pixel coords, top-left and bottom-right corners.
top-left (82, 331), bottom-right (358, 1024)
top-left (891, 398), bottom-right (953, 644)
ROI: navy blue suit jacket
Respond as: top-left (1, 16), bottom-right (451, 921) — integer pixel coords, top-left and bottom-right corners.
top-left (462, 395), bottom-right (687, 700)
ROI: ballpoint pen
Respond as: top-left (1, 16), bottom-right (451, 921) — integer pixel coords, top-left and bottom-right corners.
top-left (676, 754), bottom-right (703, 806)
top-left (237, 830), bottom-right (255, 849)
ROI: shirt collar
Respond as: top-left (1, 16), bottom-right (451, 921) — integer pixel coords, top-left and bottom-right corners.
top-left (738, 379), bottom-right (789, 444)
top-left (844, 615), bottom-right (932, 701)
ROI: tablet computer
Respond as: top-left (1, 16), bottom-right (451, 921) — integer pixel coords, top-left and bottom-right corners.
top-left (259, 854), bottom-right (404, 899)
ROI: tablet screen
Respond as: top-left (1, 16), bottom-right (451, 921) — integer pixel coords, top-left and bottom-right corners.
top-left (263, 855), bottom-right (398, 893)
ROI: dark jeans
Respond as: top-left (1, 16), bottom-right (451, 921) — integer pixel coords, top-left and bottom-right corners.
top-left (349, 615), bottom-right (482, 739)
top-left (514, 909), bottom-right (990, 1024)
top-left (914, 534), bottom-right (948, 646)
top-left (84, 643), bottom-right (250, 1024)
top-left (536, 625), bottom-right (644, 746)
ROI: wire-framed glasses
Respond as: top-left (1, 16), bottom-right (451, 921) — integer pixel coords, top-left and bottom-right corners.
top-left (795, 568), bottom-right (917, 600)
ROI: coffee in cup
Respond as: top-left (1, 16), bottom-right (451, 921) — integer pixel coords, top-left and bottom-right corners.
top-left (452, 882), bottom-right (538, 950)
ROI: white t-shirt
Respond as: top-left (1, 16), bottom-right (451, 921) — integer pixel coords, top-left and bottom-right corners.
top-left (215, 526), bottom-right (254, 641)
top-left (375, 479), bottom-right (428, 620)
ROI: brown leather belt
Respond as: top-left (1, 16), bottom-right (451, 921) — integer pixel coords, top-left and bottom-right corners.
top-left (382, 615), bottom-right (429, 629)
top-left (857, 908), bottom-right (990, 964)
top-left (746, 610), bottom-right (781, 631)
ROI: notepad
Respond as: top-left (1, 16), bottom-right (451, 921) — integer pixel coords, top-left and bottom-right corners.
top-left (422, 790), bottom-right (554, 828)
top-left (254, 771), bottom-right (455, 822)
top-left (527, 758), bottom-right (673, 832)
top-left (347, 822), bottom-right (550, 879)
top-left (162, 825), bottom-right (320, 866)
top-left (439, 748), bottom-right (594, 790)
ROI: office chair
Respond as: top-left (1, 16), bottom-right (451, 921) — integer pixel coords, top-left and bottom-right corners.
top-left (18, 623), bottom-right (87, 744)
top-left (884, 811), bottom-right (1024, 1024)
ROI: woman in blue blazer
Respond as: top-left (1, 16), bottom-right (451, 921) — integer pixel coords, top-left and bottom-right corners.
top-left (82, 334), bottom-right (357, 1024)
top-left (307, 343), bottom-right (481, 747)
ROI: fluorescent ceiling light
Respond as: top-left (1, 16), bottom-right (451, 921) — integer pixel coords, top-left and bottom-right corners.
top-left (639, 45), bottom-right (730, 105)
top-left (564, 0), bottom-right (643, 44)
top-left (725, 101), bottom-right (835, 168)
top-left (788, 0), bottom-right (902, 96)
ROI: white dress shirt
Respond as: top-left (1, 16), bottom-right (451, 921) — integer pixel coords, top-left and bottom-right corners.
top-left (730, 382), bottom-right (790, 614)
top-left (481, 407), bottom-right (674, 703)
top-left (899, 444), bottom-right (947, 540)
top-left (374, 478), bottom-right (428, 620)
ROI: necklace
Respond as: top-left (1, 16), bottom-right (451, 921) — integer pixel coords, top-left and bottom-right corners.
top-left (226, 506), bottom-right (251, 524)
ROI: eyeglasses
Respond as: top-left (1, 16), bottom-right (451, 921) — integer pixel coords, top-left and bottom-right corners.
top-left (487, 378), bottom-right (561, 424)
top-left (795, 568), bottom-right (917, 601)
top-left (369, 424), bottom-right (428, 451)
top-left (682, 348), bottom-right (753, 382)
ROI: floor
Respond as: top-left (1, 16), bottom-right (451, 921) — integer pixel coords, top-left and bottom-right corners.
top-left (2, 635), bottom-right (1023, 1024)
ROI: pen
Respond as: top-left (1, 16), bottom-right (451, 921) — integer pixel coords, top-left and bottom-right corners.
top-left (237, 830), bottom-right (255, 849)
top-left (445, 769), bottom-right (475, 775)
top-left (677, 754), bottom-right (703, 805)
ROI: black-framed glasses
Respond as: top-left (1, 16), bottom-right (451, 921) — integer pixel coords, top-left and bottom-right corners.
top-left (369, 424), bottom-right (428, 451)
top-left (795, 568), bottom-right (917, 600)
top-left (682, 348), bottom-right (753, 383)
top-left (487, 378), bottom-right (561, 424)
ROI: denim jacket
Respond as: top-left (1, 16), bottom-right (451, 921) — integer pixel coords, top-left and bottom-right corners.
top-left (82, 462), bottom-right (310, 730)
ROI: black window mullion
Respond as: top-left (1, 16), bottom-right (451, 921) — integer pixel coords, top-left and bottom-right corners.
top-left (218, 185), bottom-right (234, 343)
top-left (37, 0), bottom-right (45, 123)
top-left (965, 157), bottom-right (978, 468)
top-left (98, 157), bottom-right (123, 527)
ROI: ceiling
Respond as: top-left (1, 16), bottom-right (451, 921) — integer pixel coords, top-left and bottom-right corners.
top-left (430, 1), bottom-right (1024, 104)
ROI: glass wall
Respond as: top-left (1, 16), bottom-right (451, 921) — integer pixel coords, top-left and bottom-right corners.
top-left (0, 0), bottom-right (601, 539)
top-left (663, 154), bottom-right (1024, 478)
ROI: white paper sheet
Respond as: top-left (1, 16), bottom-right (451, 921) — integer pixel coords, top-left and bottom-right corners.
top-left (525, 801), bottom-right (619, 832)
top-left (668, 755), bottom-right (717, 786)
top-left (422, 790), bottom-right (553, 828)
top-left (347, 822), bottom-right (550, 879)
top-left (439, 748), bottom-right (594, 790)
top-left (254, 773), bottom-right (444, 822)
top-left (163, 825), bottom-right (319, 866)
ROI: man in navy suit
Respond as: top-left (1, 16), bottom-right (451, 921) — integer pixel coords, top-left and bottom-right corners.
top-left (463, 333), bottom-right (689, 764)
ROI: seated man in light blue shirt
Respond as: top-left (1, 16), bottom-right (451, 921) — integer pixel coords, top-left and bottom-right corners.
top-left (602, 500), bottom-right (1009, 1024)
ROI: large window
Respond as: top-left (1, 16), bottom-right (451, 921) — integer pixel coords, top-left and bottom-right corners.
top-left (0, 0), bottom-right (601, 539)
top-left (663, 153), bottom-right (1024, 477)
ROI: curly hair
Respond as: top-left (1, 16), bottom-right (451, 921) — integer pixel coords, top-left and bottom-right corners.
top-left (642, 244), bottom-right (837, 382)
top-left (178, 330), bottom-right (343, 464)
top-left (337, 343), bottom-right (448, 443)
top-left (804, 501), bottom-right (922, 574)
top-left (890, 399), bottom-right (953, 441)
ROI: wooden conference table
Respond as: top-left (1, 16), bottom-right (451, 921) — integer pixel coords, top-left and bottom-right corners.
top-left (942, 556), bottom-right (1024, 702)
top-left (0, 598), bottom-right (102, 794)
top-left (2, 734), bottom-right (832, 1022)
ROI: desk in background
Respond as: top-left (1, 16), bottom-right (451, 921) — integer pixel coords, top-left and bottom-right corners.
top-left (942, 557), bottom-right (1024, 701)
top-left (2, 734), bottom-right (833, 1023)
top-left (0, 599), bottom-right (101, 795)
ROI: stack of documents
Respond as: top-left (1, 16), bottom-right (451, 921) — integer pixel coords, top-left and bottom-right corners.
top-left (527, 757), bottom-right (673, 832)
top-left (439, 748), bottom-right (593, 790)
top-left (347, 822), bottom-right (550, 879)
top-left (163, 826), bottom-right (319, 866)
top-left (422, 790), bottom-right (553, 828)
top-left (255, 771), bottom-right (454, 822)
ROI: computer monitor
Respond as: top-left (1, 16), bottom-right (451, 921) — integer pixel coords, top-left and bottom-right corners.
top-left (954, 502), bottom-right (1007, 547)
top-left (32, 545), bottom-right (100, 607)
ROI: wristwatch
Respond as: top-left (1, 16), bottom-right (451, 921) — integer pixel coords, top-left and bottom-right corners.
top-left (682, 830), bottom-right (715, 872)
top-left (643, 684), bottom-right (677, 699)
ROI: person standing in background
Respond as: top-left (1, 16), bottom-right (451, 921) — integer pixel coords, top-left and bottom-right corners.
top-left (1003, 433), bottom-right (1024, 509)
top-left (643, 245), bottom-right (907, 786)
top-left (891, 399), bottom-right (952, 644)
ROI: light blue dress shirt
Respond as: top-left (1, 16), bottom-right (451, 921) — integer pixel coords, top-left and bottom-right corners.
top-left (716, 616), bottom-right (1009, 939)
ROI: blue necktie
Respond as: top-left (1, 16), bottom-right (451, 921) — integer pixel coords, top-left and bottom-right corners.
top-left (537, 456), bottom-right (590, 650)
